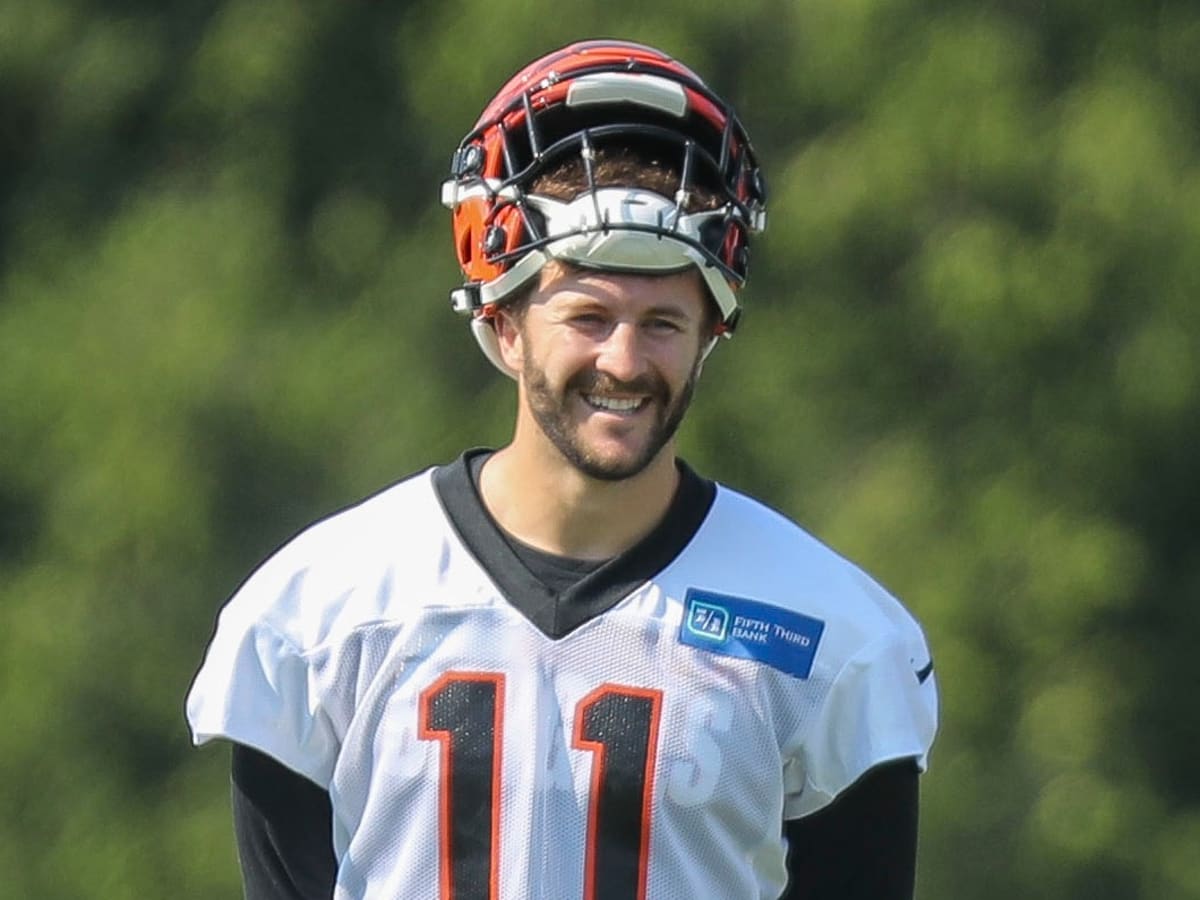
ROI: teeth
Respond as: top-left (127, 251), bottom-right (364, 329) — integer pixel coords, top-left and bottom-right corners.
top-left (586, 394), bottom-right (643, 412)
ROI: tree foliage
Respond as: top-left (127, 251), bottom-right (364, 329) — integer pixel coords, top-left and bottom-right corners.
top-left (1, 1), bottom-right (1197, 897)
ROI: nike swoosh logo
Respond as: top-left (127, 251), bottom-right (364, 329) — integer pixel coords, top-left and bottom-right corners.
top-left (915, 659), bottom-right (934, 684)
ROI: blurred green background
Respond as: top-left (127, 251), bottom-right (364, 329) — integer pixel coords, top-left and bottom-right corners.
top-left (1, 0), bottom-right (1197, 897)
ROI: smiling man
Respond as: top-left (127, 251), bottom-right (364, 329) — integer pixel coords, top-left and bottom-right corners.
top-left (505, 266), bottom-right (702, 479)
top-left (187, 40), bottom-right (938, 900)
top-left (481, 262), bottom-right (709, 561)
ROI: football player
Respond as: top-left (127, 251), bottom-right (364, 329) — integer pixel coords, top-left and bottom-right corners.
top-left (187, 40), bottom-right (938, 899)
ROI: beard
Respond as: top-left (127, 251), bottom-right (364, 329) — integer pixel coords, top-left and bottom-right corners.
top-left (523, 357), bottom-right (700, 482)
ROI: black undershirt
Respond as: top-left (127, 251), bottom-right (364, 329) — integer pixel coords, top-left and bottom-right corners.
top-left (229, 452), bottom-right (921, 899)
top-left (466, 450), bottom-right (608, 597)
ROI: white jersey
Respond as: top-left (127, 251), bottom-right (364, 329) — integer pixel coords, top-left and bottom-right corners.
top-left (187, 455), bottom-right (937, 900)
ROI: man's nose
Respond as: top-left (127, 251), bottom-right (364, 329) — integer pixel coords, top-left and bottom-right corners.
top-left (594, 321), bottom-right (646, 383)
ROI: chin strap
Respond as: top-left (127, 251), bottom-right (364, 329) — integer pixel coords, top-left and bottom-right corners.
top-left (470, 315), bottom-right (520, 380)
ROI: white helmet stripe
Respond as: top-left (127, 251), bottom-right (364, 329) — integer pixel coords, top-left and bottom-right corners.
top-left (565, 73), bottom-right (689, 117)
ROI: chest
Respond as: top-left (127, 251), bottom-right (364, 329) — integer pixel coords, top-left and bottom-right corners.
top-left (322, 600), bottom-right (823, 898)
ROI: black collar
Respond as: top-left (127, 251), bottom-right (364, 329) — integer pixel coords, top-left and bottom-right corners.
top-left (433, 449), bottom-right (716, 638)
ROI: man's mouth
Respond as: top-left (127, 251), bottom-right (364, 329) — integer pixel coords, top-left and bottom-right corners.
top-left (583, 394), bottom-right (648, 413)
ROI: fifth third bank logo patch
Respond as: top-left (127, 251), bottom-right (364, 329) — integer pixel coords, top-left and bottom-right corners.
top-left (680, 589), bottom-right (825, 679)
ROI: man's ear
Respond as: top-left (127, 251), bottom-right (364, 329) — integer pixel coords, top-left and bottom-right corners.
top-left (492, 306), bottom-right (525, 373)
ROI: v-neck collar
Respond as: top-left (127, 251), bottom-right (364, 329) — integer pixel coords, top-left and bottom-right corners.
top-left (433, 448), bottom-right (716, 639)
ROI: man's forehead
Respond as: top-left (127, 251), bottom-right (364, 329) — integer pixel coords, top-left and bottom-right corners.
top-left (535, 261), bottom-right (708, 311)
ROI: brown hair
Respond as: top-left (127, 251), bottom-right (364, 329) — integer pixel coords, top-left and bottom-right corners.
top-left (529, 147), bottom-right (724, 213)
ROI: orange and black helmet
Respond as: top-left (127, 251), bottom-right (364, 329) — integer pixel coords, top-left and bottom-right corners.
top-left (442, 40), bottom-right (767, 375)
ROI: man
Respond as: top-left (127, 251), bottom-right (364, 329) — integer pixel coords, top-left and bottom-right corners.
top-left (187, 40), bottom-right (938, 899)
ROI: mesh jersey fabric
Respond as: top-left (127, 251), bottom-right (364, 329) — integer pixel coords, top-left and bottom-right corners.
top-left (186, 457), bottom-right (937, 900)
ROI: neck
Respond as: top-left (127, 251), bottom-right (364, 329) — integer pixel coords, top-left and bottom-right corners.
top-left (479, 435), bottom-right (680, 561)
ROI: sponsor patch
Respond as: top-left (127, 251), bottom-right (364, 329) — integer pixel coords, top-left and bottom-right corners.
top-left (679, 589), bottom-right (824, 679)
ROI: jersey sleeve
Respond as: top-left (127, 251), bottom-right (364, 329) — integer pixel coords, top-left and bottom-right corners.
top-left (784, 627), bottom-right (938, 820)
top-left (186, 545), bottom-right (341, 790)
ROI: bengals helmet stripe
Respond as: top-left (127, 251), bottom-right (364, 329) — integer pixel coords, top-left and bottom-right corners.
top-left (442, 40), bottom-right (767, 377)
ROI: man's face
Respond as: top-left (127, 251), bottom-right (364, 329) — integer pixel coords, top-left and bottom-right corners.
top-left (509, 264), bottom-right (712, 482)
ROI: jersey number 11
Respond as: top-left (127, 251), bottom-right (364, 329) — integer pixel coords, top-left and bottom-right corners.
top-left (419, 671), bottom-right (663, 900)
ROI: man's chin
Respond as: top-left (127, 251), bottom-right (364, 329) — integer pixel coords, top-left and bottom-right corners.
top-left (574, 460), bottom-right (652, 482)
top-left (565, 439), bottom-right (662, 483)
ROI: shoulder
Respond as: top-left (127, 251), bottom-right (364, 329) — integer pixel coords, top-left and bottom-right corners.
top-left (671, 484), bottom-right (938, 805)
top-left (217, 466), bottom-right (453, 651)
top-left (669, 483), bottom-right (930, 665)
top-left (186, 470), bottom-right (452, 785)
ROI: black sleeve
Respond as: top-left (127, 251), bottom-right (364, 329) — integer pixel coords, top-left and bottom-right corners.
top-left (230, 744), bottom-right (337, 900)
top-left (228, 746), bottom-right (916, 900)
top-left (780, 758), bottom-right (921, 900)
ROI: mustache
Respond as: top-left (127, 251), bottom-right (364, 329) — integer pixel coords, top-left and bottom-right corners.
top-left (567, 369), bottom-right (669, 399)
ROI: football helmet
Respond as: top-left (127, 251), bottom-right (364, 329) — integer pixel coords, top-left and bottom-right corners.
top-left (442, 39), bottom-right (767, 376)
